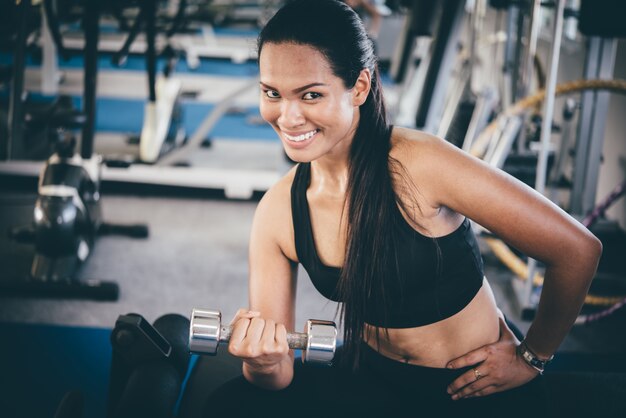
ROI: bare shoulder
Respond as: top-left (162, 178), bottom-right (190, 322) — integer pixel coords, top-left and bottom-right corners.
top-left (390, 126), bottom-right (456, 171)
top-left (257, 165), bottom-right (296, 211)
top-left (389, 126), bottom-right (460, 205)
top-left (252, 165), bottom-right (298, 262)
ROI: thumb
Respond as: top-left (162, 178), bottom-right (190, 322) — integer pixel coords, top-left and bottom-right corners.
top-left (498, 316), bottom-right (520, 343)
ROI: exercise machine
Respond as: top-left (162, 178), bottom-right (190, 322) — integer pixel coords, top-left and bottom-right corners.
top-left (0, 0), bottom-right (149, 301)
top-left (108, 313), bottom-right (191, 418)
top-left (0, 0), bottom-right (81, 162)
top-left (4, 129), bottom-right (148, 300)
top-left (111, 0), bottom-right (187, 164)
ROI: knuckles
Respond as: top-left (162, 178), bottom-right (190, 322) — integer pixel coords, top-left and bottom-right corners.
top-left (491, 369), bottom-right (503, 380)
top-left (227, 342), bottom-right (242, 356)
top-left (250, 317), bottom-right (265, 328)
top-left (228, 318), bottom-right (289, 361)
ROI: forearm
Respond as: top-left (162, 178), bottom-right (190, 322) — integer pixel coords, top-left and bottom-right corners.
top-left (242, 354), bottom-right (294, 390)
top-left (524, 251), bottom-right (600, 358)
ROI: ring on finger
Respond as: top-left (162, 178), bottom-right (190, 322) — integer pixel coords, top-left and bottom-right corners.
top-left (473, 368), bottom-right (483, 381)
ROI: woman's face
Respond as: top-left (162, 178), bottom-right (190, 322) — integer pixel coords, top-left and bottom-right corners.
top-left (259, 42), bottom-right (369, 163)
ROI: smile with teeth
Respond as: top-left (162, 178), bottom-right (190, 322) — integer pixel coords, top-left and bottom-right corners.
top-left (283, 129), bottom-right (319, 142)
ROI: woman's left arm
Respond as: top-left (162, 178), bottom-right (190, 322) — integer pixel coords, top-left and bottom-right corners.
top-left (410, 134), bottom-right (602, 398)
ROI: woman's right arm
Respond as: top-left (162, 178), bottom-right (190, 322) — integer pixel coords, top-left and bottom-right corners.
top-left (227, 180), bottom-right (298, 390)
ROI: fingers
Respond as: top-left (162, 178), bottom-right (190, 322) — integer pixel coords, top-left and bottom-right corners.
top-left (275, 322), bottom-right (288, 346)
top-left (447, 366), bottom-right (494, 400)
top-left (446, 345), bottom-right (489, 370)
top-left (245, 317), bottom-right (268, 347)
top-left (230, 308), bottom-right (260, 326)
top-left (227, 309), bottom-right (289, 361)
top-left (452, 381), bottom-right (498, 400)
top-left (229, 309), bottom-right (260, 351)
top-left (447, 337), bottom-right (535, 400)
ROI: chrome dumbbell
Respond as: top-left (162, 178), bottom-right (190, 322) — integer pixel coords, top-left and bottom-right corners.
top-left (188, 308), bottom-right (337, 365)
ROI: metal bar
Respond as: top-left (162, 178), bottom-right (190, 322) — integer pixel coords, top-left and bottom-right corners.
top-left (569, 36), bottom-right (616, 215)
top-left (436, 63), bottom-right (469, 138)
top-left (549, 98), bottom-right (577, 200)
top-left (580, 38), bottom-right (617, 215)
top-left (389, 11), bottom-right (414, 83)
top-left (524, 0), bottom-right (565, 308)
top-left (511, 3), bottom-right (525, 104)
top-left (415, 0), bottom-right (465, 133)
top-left (462, 86), bottom-right (498, 153)
top-left (489, 115), bottom-right (522, 168)
top-left (517, 0), bottom-right (541, 101)
top-left (394, 38), bottom-right (432, 127)
top-left (7, 0), bottom-right (30, 160)
top-left (501, 4), bottom-right (519, 111)
top-left (569, 37), bottom-right (599, 214)
top-left (81, 0), bottom-right (100, 159)
top-left (502, 4), bottom-right (518, 76)
top-left (145, 0), bottom-right (158, 102)
top-left (41, 2), bottom-right (60, 95)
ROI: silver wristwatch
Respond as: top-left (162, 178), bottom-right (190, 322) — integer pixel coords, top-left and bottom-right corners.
top-left (517, 341), bottom-right (554, 375)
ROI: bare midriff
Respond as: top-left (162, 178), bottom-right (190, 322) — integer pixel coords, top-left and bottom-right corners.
top-left (364, 279), bottom-right (500, 368)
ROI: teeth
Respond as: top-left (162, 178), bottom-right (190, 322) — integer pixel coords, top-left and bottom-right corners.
top-left (284, 129), bottom-right (318, 142)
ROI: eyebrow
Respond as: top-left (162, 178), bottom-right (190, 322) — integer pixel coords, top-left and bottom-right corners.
top-left (259, 82), bottom-right (328, 94)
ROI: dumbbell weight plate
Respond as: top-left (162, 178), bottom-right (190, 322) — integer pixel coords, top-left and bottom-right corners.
top-left (304, 319), bottom-right (337, 364)
top-left (189, 308), bottom-right (222, 355)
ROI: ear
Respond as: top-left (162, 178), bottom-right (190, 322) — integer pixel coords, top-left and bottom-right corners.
top-left (352, 68), bottom-right (371, 106)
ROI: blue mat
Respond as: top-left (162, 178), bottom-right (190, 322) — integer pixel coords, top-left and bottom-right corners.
top-left (0, 321), bottom-right (200, 418)
top-left (0, 322), bottom-right (112, 418)
top-left (83, 96), bottom-right (277, 140)
top-left (0, 91), bottom-right (278, 141)
top-left (0, 52), bottom-right (259, 77)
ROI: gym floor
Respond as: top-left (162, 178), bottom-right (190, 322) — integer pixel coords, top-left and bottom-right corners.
top-left (1, 13), bottom-right (626, 418)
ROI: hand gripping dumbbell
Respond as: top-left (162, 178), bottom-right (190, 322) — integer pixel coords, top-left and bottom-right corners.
top-left (189, 309), bottom-right (337, 365)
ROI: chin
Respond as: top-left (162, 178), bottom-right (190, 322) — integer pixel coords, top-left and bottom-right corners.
top-left (283, 150), bottom-right (310, 164)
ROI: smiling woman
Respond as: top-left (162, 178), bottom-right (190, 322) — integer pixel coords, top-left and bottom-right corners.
top-left (203, 1), bottom-right (602, 417)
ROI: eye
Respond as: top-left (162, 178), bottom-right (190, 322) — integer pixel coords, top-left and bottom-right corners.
top-left (302, 92), bottom-right (322, 100)
top-left (263, 89), bottom-right (280, 99)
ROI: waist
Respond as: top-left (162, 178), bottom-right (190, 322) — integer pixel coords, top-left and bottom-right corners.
top-left (363, 280), bottom-right (500, 368)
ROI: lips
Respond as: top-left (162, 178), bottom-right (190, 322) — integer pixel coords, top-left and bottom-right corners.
top-left (283, 129), bottom-right (319, 142)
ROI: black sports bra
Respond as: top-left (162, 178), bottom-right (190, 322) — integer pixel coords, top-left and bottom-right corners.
top-left (291, 162), bottom-right (484, 328)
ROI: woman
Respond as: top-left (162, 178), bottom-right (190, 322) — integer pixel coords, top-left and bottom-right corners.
top-left (207, 1), bottom-right (601, 416)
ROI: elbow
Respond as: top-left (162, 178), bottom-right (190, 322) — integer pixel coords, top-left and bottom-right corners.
top-left (588, 232), bottom-right (603, 268)
top-left (573, 231), bottom-right (603, 283)
top-left (552, 228), bottom-right (603, 276)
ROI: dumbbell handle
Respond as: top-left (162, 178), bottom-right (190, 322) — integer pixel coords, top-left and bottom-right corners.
top-left (216, 325), bottom-right (309, 349)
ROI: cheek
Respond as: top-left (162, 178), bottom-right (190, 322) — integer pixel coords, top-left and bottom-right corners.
top-left (259, 101), bottom-right (277, 124)
top-left (325, 96), bottom-right (356, 126)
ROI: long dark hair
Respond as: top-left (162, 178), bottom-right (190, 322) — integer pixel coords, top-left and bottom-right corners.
top-left (259, 0), bottom-right (405, 369)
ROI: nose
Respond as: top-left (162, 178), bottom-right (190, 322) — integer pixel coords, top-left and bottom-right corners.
top-left (277, 100), bottom-right (305, 128)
